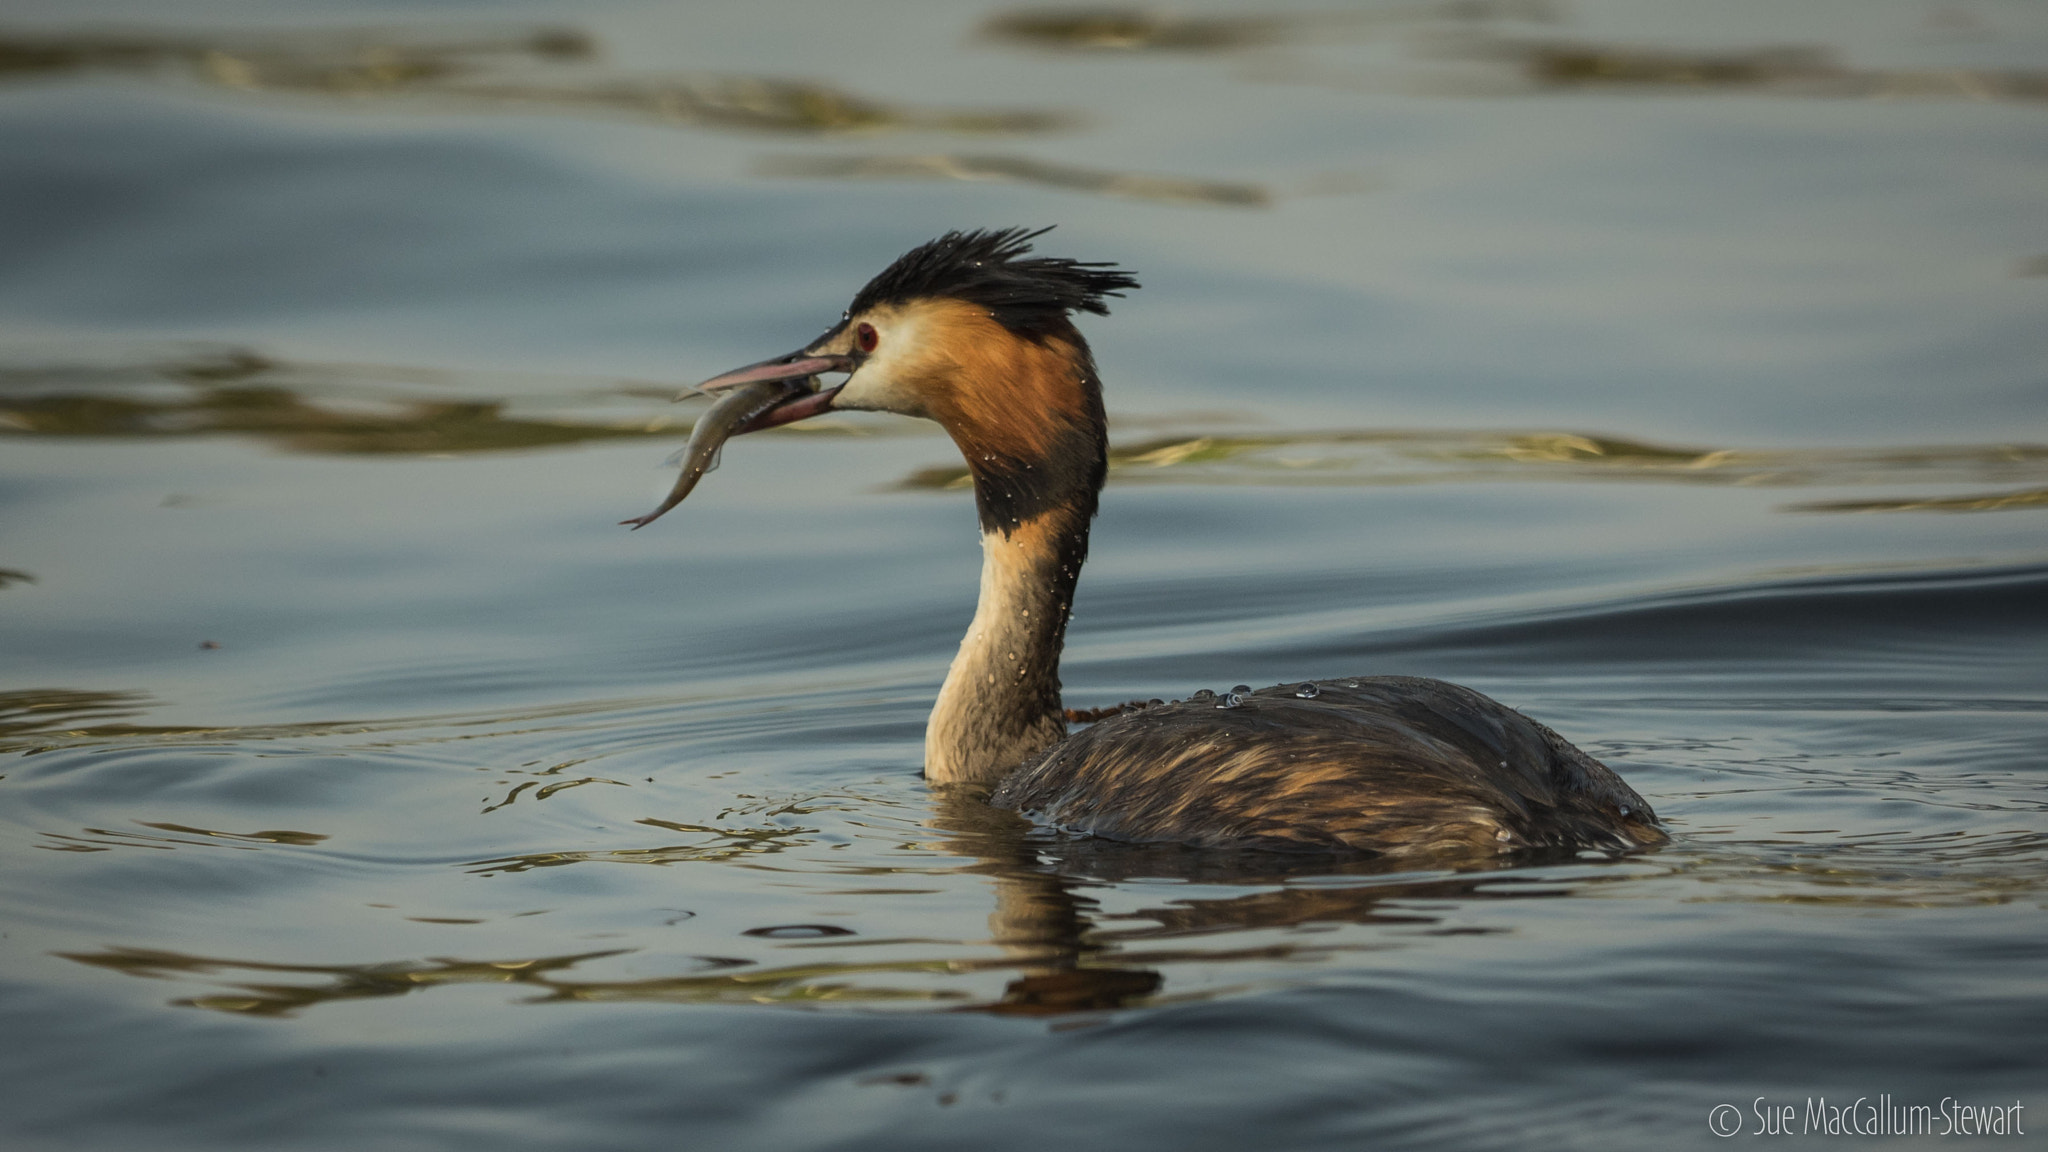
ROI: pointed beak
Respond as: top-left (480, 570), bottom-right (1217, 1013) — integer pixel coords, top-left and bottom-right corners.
top-left (693, 349), bottom-right (854, 394)
top-left (690, 347), bottom-right (853, 434)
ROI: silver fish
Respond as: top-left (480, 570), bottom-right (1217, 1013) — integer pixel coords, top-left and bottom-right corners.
top-left (620, 378), bottom-right (809, 529)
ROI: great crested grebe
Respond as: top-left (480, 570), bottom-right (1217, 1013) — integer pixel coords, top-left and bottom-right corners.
top-left (627, 227), bottom-right (1664, 857)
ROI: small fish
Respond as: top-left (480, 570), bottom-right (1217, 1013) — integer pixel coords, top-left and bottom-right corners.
top-left (620, 378), bottom-right (810, 529)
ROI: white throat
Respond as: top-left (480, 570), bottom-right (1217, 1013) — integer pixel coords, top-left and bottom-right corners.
top-left (924, 526), bottom-right (1070, 787)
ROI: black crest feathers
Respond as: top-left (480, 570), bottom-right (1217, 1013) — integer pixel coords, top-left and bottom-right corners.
top-left (847, 227), bottom-right (1139, 337)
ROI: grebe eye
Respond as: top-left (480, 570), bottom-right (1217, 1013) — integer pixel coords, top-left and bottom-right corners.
top-left (855, 322), bottom-right (878, 353)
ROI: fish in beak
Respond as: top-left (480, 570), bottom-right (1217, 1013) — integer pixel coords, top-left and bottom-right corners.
top-left (619, 343), bottom-right (850, 529)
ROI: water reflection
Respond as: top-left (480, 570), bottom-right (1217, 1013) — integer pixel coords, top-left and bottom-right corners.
top-left (39, 822), bottom-right (328, 854)
top-left (12, 349), bottom-right (2045, 505)
top-left (0, 26), bottom-right (592, 85)
top-left (983, 8), bottom-right (1292, 53)
top-left (467, 817), bottom-right (815, 873)
top-left (33, 684), bottom-right (2046, 1020)
top-left (0, 686), bottom-right (714, 756)
top-left (58, 945), bottom-right (635, 1017)
top-left (4, 384), bottom-right (665, 455)
top-left (59, 805), bottom-right (1579, 1017)
top-left (48, 792), bottom-right (2047, 1015)
top-left (477, 757), bottom-right (635, 814)
top-left (1661, 831), bottom-right (2048, 909)
top-left (450, 76), bottom-right (1066, 136)
top-left (1786, 487), bottom-right (2048, 515)
top-left (757, 153), bottom-right (1269, 207)
top-left (901, 429), bottom-right (2048, 502)
top-left (1458, 38), bottom-right (2048, 101)
top-left (1248, 33), bottom-right (2048, 103)
top-left (916, 796), bottom-right (1588, 1015)
top-left (0, 688), bottom-right (155, 739)
top-left (984, 4), bottom-right (2048, 106)
top-left (1498, 42), bottom-right (1858, 90)
top-left (58, 942), bottom-right (1009, 1014)
top-left (0, 26), bottom-right (1064, 135)
top-left (979, 2), bottom-right (1560, 53)
top-left (0, 346), bottom-right (675, 454)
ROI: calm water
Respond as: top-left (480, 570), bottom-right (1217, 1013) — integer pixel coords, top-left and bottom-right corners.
top-left (2, 1), bottom-right (2045, 1149)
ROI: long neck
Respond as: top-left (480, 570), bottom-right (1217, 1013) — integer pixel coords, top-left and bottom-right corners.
top-left (923, 325), bottom-right (1107, 788)
top-left (925, 503), bottom-right (1092, 787)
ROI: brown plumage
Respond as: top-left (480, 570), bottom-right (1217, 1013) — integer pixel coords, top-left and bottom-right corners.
top-left (632, 227), bottom-right (1665, 859)
top-left (995, 678), bottom-right (1661, 854)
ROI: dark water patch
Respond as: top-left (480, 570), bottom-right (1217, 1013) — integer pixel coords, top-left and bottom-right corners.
top-left (1303, 560), bottom-right (2048, 687)
top-left (0, 98), bottom-right (899, 345)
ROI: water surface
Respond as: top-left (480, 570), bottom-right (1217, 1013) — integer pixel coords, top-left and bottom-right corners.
top-left (2, 1), bottom-right (2044, 1148)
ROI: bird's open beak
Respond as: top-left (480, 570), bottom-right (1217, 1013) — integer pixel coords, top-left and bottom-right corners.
top-left (692, 347), bottom-right (852, 434)
top-left (619, 343), bottom-right (855, 529)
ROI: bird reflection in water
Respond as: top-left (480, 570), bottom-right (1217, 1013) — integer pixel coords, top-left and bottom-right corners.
top-left (54, 800), bottom-right (1587, 1018)
top-left (922, 793), bottom-right (1581, 1017)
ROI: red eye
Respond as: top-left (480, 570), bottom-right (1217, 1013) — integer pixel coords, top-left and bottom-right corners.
top-left (855, 322), bottom-right (878, 353)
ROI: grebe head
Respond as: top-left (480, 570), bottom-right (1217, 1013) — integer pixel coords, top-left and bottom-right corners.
top-left (690, 228), bottom-right (1137, 531)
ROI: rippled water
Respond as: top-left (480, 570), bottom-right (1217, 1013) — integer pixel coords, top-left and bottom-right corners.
top-left (2, 1), bottom-right (2044, 1149)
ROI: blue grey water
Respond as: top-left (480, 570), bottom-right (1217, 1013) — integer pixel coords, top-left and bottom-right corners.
top-left (1, 1), bottom-right (2043, 1148)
